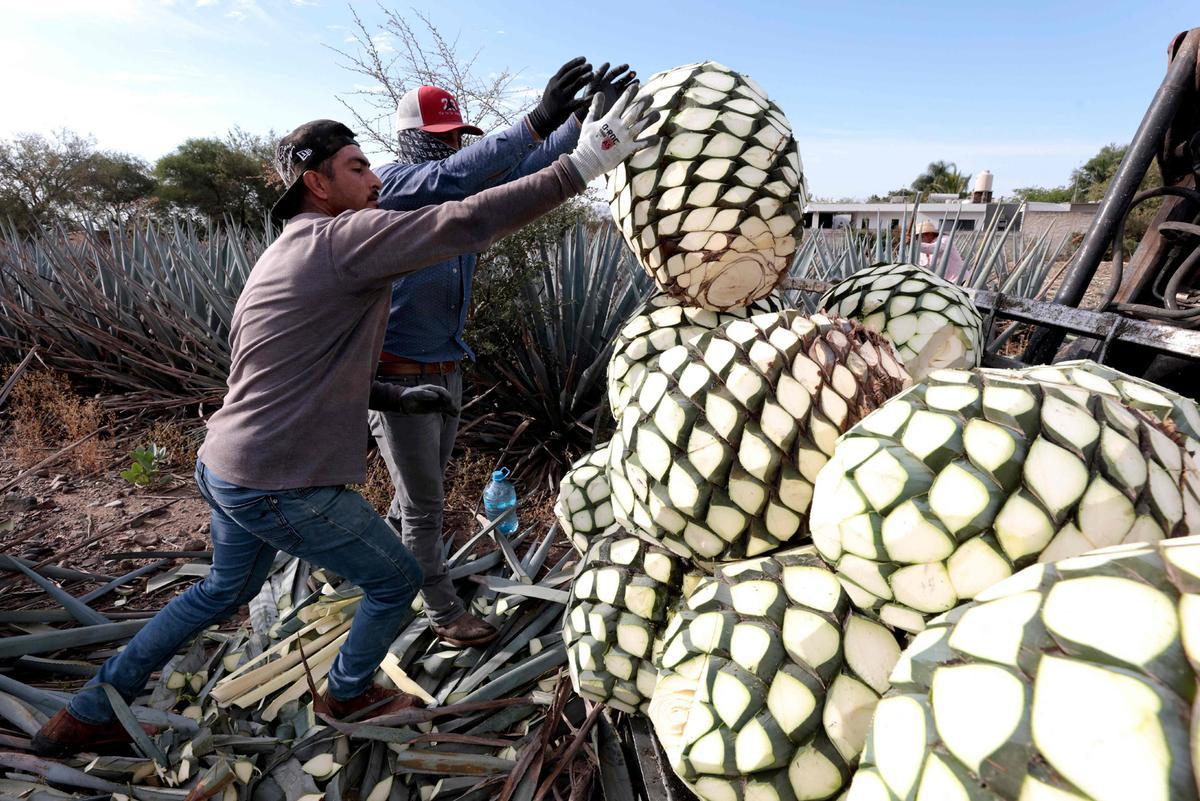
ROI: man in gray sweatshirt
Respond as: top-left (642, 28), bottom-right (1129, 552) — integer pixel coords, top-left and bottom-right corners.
top-left (32, 86), bottom-right (657, 756)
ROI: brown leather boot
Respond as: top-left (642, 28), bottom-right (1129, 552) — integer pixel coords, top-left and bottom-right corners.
top-left (432, 612), bottom-right (498, 648)
top-left (31, 707), bottom-right (158, 757)
top-left (317, 685), bottom-right (422, 721)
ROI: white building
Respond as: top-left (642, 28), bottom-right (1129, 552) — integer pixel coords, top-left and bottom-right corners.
top-left (805, 172), bottom-right (1098, 237)
top-left (803, 200), bottom-right (1098, 238)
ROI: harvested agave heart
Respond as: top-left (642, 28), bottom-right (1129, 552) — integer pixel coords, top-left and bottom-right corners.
top-left (607, 61), bottom-right (807, 311)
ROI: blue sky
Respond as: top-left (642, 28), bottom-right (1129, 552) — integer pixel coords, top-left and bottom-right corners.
top-left (1, 0), bottom-right (1194, 199)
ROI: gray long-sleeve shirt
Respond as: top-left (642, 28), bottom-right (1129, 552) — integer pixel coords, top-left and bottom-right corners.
top-left (198, 156), bottom-right (585, 490)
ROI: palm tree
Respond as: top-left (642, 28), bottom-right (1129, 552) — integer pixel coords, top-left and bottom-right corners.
top-left (911, 161), bottom-right (971, 195)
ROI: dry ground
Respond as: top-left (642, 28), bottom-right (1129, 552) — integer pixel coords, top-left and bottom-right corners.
top-left (0, 417), bottom-right (559, 616)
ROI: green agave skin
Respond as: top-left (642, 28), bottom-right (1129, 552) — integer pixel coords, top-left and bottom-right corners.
top-left (849, 536), bottom-right (1200, 801)
top-left (609, 310), bottom-right (910, 562)
top-left (607, 291), bottom-right (786, 421)
top-left (563, 530), bottom-right (686, 713)
top-left (817, 262), bottom-right (984, 380)
top-left (555, 442), bottom-right (616, 553)
top-left (648, 546), bottom-right (902, 801)
top-left (810, 360), bottom-right (1200, 634)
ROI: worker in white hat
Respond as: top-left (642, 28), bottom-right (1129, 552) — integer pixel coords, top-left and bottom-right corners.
top-left (915, 219), bottom-right (965, 283)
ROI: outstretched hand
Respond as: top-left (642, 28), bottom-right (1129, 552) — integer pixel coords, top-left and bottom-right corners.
top-left (567, 84), bottom-right (661, 184)
top-left (575, 62), bottom-right (638, 121)
top-left (528, 56), bottom-right (593, 139)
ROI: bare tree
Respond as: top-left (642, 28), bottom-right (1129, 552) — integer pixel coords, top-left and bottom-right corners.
top-left (328, 4), bottom-right (525, 156)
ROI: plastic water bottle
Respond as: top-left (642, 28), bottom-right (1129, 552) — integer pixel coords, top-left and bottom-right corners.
top-left (483, 467), bottom-right (519, 535)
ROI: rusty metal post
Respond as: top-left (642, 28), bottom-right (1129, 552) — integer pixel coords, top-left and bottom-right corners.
top-left (1023, 28), bottom-right (1200, 364)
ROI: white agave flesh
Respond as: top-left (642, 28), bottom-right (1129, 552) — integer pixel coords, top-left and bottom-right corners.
top-left (812, 360), bottom-right (1200, 634)
top-left (852, 538), bottom-right (1200, 801)
top-left (818, 263), bottom-right (983, 380)
top-left (608, 61), bottom-right (807, 310)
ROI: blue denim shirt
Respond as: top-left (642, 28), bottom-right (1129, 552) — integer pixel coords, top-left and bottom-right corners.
top-left (375, 116), bottom-right (580, 362)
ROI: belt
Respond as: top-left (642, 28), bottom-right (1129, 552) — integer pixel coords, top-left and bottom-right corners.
top-left (376, 357), bottom-right (460, 377)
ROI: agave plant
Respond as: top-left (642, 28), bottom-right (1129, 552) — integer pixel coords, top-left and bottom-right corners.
top-left (459, 221), bottom-right (653, 490)
top-left (0, 217), bottom-right (268, 407)
top-left (788, 212), bottom-right (1074, 316)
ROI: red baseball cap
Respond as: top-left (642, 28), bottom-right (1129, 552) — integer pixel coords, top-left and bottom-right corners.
top-left (395, 86), bottom-right (484, 136)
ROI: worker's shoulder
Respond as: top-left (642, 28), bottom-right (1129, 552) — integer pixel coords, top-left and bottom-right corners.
top-left (374, 160), bottom-right (409, 180)
top-left (276, 210), bottom-right (385, 236)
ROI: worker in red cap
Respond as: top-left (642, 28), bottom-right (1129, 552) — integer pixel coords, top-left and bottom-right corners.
top-left (368, 59), bottom-right (635, 650)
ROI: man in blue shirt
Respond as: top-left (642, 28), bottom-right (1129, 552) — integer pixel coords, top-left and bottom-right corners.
top-left (370, 59), bottom-right (634, 648)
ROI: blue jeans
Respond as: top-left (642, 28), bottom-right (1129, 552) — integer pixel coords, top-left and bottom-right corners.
top-left (68, 461), bottom-right (423, 724)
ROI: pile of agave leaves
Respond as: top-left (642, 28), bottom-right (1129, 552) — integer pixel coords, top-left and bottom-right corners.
top-left (0, 515), bottom-right (633, 801)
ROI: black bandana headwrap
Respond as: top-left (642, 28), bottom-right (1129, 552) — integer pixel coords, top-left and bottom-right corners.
top-left (395, 129), bottom-right (459, 165)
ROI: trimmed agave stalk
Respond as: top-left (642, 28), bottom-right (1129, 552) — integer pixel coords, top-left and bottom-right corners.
top-left (608, 291), bottom-right (786, 421)
top-left (608, 61), bottom-right (807, 311)
top-left (563, 531), bottom-right (687, 713)
top-left (849, 536), bottom-right (1200, 801)
top-left (608, 310), bottom-right (909, 560)
top-left (817, 262), bottom-right (984, 380)
top-left (811, 360), bottom-right (1200, 634)
top-left (648, 547), bottom-right (901, 801)
top-left (554, 443), bottom-right (616, 554)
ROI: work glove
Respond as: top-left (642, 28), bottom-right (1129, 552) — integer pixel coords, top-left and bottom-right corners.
top-left (575, 63), bottom-right (637, 123)
top-left (527, 56), bottom-right (593, 139)
top-left (566, 84), bottom-right (660, 185)
top-left (368, 381), bottom-right (460, 417)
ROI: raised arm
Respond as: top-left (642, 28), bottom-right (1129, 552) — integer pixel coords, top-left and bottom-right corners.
top-left (503, 63), bottom-right (637, 181)
top-left (377, 57), bottom-right (597, 209)
top-left (332, 86), bottom-right (660, 290)
top-left (376, 119), bottom-right (553, 209)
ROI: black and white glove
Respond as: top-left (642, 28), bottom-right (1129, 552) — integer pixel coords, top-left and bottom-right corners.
top-left (566, 84), bottom-right (660, 184)
top-left (527, 57), bottom-right (593, 139)
top-left (575, 62), bottom-right (637, 123)
top-left (369, 382), bottom-right (460, 416)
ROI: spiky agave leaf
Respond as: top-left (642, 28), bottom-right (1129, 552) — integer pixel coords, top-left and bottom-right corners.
top-left (849, 536), bottom-right (1200, 801)
top-left (555, 442), bottom-right (616, 553)
top-left (608, 61), bottom-right (807, 311)
top-left (818, 262), bottom-right (983, 380)
top-left (648, 547), bottom-right (902, 801)
top-left (461, 221), bottom-right (650, 488)
top-left (811, 361), bottom-right (1200, 634)
top-left (0, 218), bottom-right (266, 404)
top-left (609, 310), bottom-right (909, 561)
top-left (607, 291), bottom-right (787, 420)
top-left (563, 531), bottom-right (687, 713)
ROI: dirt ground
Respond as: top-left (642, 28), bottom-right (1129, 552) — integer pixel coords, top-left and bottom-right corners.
top-left (1043, 260), bottom-right (1115, 310)
top-left (0, 437), bottom-right (212, 613)
top-left (0, 428), bottom-right (559, 617)
top-left (996, 260), bottom-right (1115, 357)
